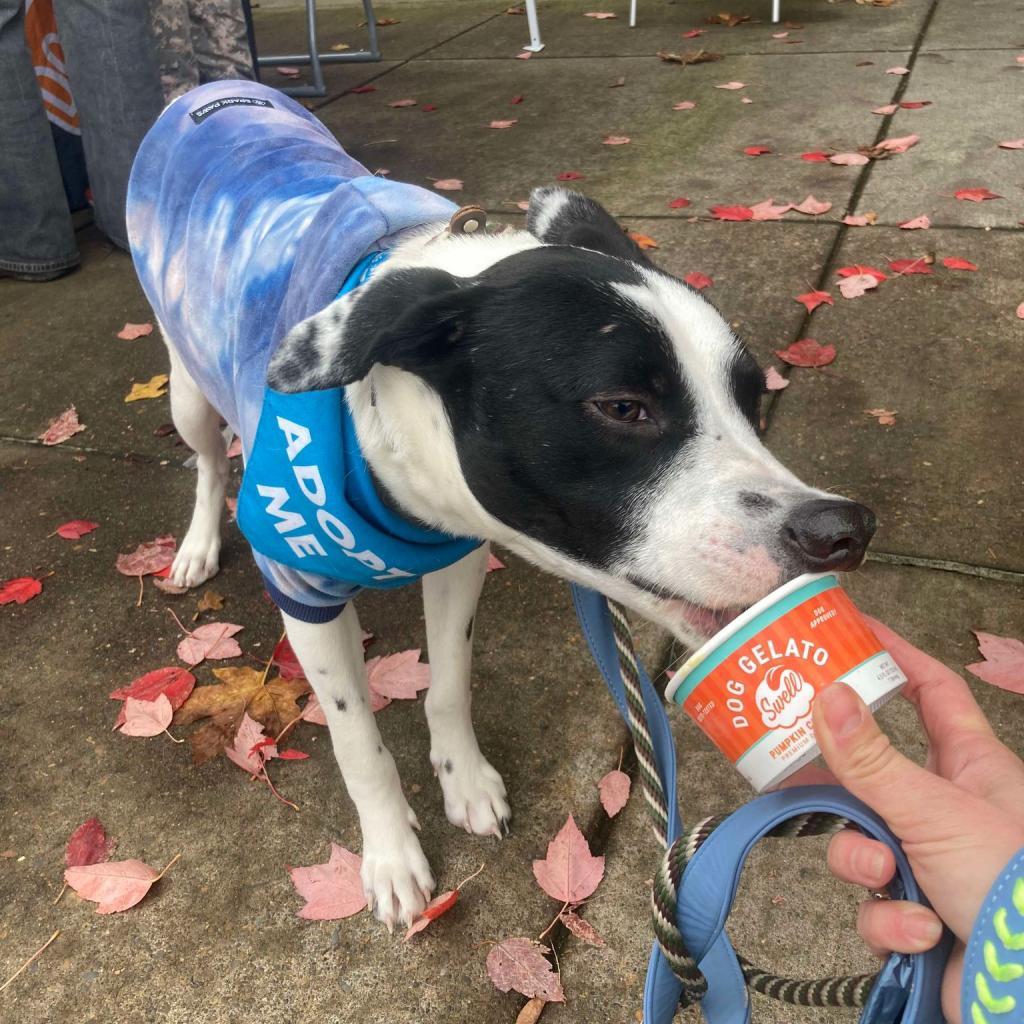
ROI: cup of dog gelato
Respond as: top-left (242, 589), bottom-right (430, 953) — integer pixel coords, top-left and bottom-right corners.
top-left (665, 572), bottom-right (906, 792)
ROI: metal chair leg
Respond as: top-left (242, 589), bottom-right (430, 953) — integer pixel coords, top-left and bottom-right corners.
top-left (254, 0), bottom-right (382, 98)
top-left (522, 0), bottom-right (544, 51)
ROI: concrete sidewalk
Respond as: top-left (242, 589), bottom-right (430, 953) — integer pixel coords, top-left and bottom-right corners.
top-left (1, 1), bottom-right (1022, 1021)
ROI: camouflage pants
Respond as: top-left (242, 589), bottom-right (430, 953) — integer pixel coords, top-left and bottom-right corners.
top-left (151, 0), bottom-right (254, 103)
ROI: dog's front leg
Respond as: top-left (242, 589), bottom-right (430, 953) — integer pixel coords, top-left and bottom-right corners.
top-left (422, 544), bottom-right (511, 837)
top-left (282, 604), bottom-right (434, 929)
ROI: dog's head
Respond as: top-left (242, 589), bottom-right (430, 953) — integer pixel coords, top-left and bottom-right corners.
top-left (268, 188), bottom-right (875, 646)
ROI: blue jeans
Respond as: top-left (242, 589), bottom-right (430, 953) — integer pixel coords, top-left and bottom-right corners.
top-left (0, 0), bottom-right (164, 273)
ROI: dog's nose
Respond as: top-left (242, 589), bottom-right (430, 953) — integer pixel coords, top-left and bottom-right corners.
top-left (782, 499), bottom-right (877, 572)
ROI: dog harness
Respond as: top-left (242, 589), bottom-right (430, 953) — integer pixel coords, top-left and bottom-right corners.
top-left (127, 81), bottom-right (482, 618)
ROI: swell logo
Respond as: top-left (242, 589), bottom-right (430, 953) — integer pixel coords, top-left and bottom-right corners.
top-left (755, 666), bottom-right (814, 729)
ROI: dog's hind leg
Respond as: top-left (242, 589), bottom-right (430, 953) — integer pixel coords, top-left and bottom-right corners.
top-left (282, 604), bottom-right (434, 929)
top-left (422, 544), bottom-right (511, 837)
top-left (165, 341), bottom-right (228, 588)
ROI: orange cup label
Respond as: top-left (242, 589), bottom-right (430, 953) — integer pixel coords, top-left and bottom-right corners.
top-left (679, 583), bottom-right (893, 780)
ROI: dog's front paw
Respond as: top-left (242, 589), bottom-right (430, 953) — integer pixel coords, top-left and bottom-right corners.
top-left (170, 527), bottom-right (221, 588)
top-left (361, 827), bottom-right (435, 931)
top-left (432, 750), bottom-right (511, 838)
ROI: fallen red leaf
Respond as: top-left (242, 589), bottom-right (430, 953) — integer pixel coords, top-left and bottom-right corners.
top-left (684, 271), bottom-right (713, 290)
top-left (290, 842), bottom-right (367, 920)
top-left (872, 104), bottom-right (898, 115)
top-left (800, 151), bottom-right (829, 162)
top-left (764, 366), bottom-right (789, 391)
top-left (388, 98), bottom-right (417, 107)
top-left (775, 340), bottom-right (836, 368)
top-left (176, 621), bottom-right (243, 666)
top-left (348, 85), bottom-right (376, 94)
top-left (1016, 302), bottom-right (1024, 320)
top-left (277, 748), bottom-right (309, 761)
top-left (556, 171), bottom-right (585, 181)
top-left (899, 100), bottom-right (931, 109)
top-left (272, 635), bottom-right (305, 679)
top-left (899, 215), bottom-right (931, 229)
top-left (795, 290), bottom-right (833, 313)
top-left (66, 818), bottom-right (116, 868)
top-left (55, 519), bottom-right (99, 540)
top-left (532, 815), bottom-right (605, 904)
top-left (837, 265), bottom-right (887, 282)
top-left (65, 857), bottom-right (174, 914)
top-left (487, 552), bottom-right (507, 572)
top-left (710, 204), bottom-right (754, 221)
top-left (998, 138), bottom-right (1024, 150)
top-left (110, 666), bottom-right (196, 728)
top-left (749, 199), bottom-right (792, 221)
top-left (889, 257), bottom-right (933, 275)
top-left (714, 81), bottom-right (745, 90)
top-left (672, 101), bottom-right (696, 110)
top-left (120, 694), bottom-right (174, 737)
top-left (743, 145), bottom-right (771, 156)
top-left (559, 910), bottom-right (606, 946)
top-left (277, 66), bottom-right (301, 78)
top-left (598, 769), bottom-right (631, 817)
top-left (39, 405), bottom-right (86, 446)
top-left (602, 135), bottom-right (631, 145)
top-left (838, 273), bottom-right (880, 299)
top-left (0, 577), bottom-right (43, 605)
top-left (583, 10), bottom-right (617, 17)
top-left (842, 214), bottom-right (874, 227)
top-left (829, 152), bottom-right (869, 166)
top-left (681, 28), bottom-right (703, 38)
top-left (490, 119), bottom-right (518, 129)
top-left (886, 66), bottom-right (909, 75)
top-left (433, 178), bottom-right (463, 191)
top-left (966, 632), bottom-right (1024, 693)
top-left (954, 187), bottom-right (1001, 202)
top-left (793, 195), bottom-right (832, 216)
top-left (116, 534), bottom-right (176, 577)
top-left (486, 938), bottom-right (564, 1002)
top-left (668, 197), bottom-right (691, 209)
top-left (627, 230), bottom-right (658, 250)
top-left (873, 134), bottom-right (919, 155)
top-left (366, 649), bottom-right (431, 700)
top-left (116, 322), bottom-right (154, 340)
top-left (405, 889), bottom-right (460, 939)
top-left (421, 104), bottom-right (438, 112)
top-left (865, 408), bottom-right (898, 426)
top-left (941, 257), bottom-right (977, 271)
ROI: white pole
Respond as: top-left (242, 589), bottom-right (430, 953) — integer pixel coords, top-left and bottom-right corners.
top-left (629, 0), bottom-right (637, 28)
top-left (771, 0), bottom-right (781, 24)
top-left (523, 0), bottom-right (545, 51)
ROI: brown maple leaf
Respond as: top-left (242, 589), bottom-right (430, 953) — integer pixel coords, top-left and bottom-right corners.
top-left (656, 49), bottom-right (723, 65)
top-left (173, 665), bottom-right (309, 764)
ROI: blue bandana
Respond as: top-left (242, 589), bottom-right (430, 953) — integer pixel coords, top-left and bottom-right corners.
top-left (237, 251), bottom-right (482, 602)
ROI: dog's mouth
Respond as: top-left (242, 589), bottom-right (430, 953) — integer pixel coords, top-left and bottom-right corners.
top-left (625, 574), bottom-right (746, 640)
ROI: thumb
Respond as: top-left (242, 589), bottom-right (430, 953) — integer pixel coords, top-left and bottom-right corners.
top-left (812, 682), bottom-right (960, 841)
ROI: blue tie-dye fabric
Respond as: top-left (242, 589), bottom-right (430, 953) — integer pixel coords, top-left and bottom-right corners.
top-left (126, 81), bottom-right (464, 617)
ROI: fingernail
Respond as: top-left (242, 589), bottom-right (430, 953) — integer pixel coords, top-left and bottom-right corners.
top-left (855, 846), bottom-right (887, 882)
top-left (817, 683), bottom-right (865, 739)
top-left (907, 912), bottom-right (943, 946)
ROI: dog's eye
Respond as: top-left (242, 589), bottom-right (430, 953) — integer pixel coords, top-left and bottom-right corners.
top-left (593, 399), bottom-right (649, 423)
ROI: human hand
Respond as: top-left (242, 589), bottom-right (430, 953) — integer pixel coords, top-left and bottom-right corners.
top-left (812, 618), bottom-right (1024, 1021)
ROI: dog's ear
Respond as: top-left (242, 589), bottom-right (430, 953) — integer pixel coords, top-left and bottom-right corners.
top-left (268, 267), bottom-right (484, 392)
top-left (526, 187), bottom-right (656, 266)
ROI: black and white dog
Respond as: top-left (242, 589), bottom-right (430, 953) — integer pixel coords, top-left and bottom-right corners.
top-left (163, 188), bottom-right (874, 929)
